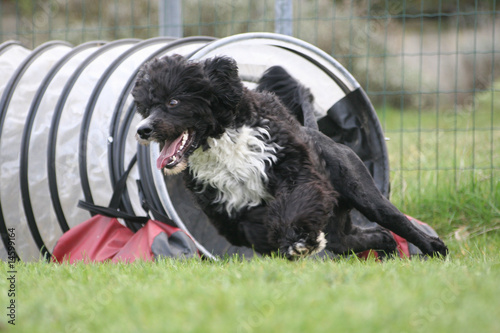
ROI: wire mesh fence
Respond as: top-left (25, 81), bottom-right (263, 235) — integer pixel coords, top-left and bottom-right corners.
top-left (1, 0), bottom-right (498, 221)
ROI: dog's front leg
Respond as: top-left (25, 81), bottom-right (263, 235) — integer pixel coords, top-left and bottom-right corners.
top-left (266, 180), bottom-right (336, 260)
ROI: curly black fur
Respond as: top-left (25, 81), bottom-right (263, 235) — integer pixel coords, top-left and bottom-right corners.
top-left (132, 55), bottom-right (448, 259)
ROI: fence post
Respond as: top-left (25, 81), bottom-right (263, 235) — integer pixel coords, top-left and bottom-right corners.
top-left (158, 0), bottom-right (183, 38)
top-left (275, 0), bottom-right (293, 36)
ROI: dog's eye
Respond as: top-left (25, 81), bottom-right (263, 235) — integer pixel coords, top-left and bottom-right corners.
top-left (167, 99), bottom-right (179, 107)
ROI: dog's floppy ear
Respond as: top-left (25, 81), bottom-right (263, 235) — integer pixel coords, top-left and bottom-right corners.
top-left (203, 56), bottom-right (243, 111)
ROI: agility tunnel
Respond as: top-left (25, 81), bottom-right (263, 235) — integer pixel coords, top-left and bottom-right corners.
top-left (0, 33), bottom-right (389, 261)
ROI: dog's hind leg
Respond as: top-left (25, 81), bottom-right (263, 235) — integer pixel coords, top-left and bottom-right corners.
top-left (307, 128), bottom-right (448, 257)
top-left (256, 66), bottom-right (318, 130)
top-left (350, 197), bottom-right (448, 257)
top-left (324, 208), bottom-right (397, 255)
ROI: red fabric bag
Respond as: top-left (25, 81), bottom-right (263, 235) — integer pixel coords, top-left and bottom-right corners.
top-left (51, 215), bottom-right (198, 263)
top-left (52, 215), bottom-right (132, 263)
top-left (52, 155), bottom-right (198, 263)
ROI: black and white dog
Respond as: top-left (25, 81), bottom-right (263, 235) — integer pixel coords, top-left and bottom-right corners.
top-left (132, 55), bottom-right (448, 259)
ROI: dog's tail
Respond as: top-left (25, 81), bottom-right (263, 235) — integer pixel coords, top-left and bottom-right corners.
top-left (256, 66), bottom-right (318, 130)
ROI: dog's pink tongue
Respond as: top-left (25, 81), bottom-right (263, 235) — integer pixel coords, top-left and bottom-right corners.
top-left (157, 135), bottom-right (183, 169)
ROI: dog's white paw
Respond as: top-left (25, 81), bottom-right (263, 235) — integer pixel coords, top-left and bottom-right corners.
top-left (287, 232), bottom-right (327, 259)
top-left (287, 241), bottom-right (308, 257)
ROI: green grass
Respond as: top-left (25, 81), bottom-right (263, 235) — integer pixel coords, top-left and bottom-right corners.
top-left (1, 93), bottom-right (499, 333)
top-left (1, 239), bottom-right (500, 333)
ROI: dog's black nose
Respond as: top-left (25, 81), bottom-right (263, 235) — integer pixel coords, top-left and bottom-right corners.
top-left (137, 123), bottom-right (153, 140)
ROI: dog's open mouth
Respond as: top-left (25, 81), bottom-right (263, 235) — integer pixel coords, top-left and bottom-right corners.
top-left (157, 130), bottom-right (195, 169)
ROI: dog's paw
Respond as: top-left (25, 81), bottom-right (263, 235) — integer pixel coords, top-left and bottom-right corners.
top-left (377, 227), bottom-right (398, 252)
top-left (284, 232), bottom-right (327, 260)
top-left (421, 236), bottom-right (449, 258)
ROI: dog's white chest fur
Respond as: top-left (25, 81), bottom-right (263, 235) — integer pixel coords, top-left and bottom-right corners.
top-left (189, 126), bottom-right (280, 216)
